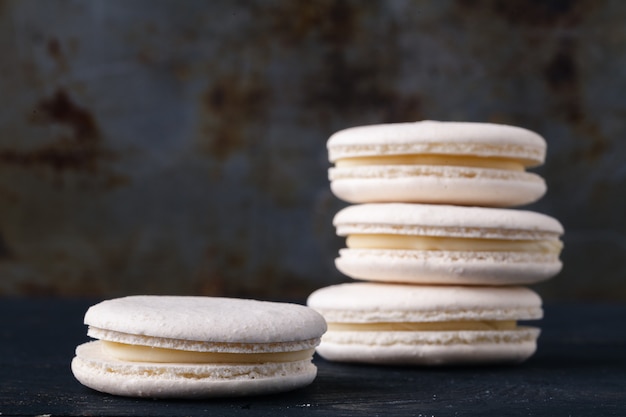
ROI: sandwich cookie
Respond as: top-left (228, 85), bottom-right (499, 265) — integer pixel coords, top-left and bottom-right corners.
top-left (333, 203), bottom-right (563, 285)
top-left (307, 282), bottom-right (543, 365)
top-left (328, 120), bottom-right (547, 207)
top-left (71, 296), bottom-right (327, 398)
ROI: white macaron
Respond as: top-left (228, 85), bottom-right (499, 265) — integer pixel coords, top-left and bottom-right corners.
top-left (328, 120), bottom-right (547, 207)
top-left (333, 203), bottom-right (563, 285)
top-left (307, 282), bottom-right (543, 365)
top-left (71, 296), bottom-right (327, 398)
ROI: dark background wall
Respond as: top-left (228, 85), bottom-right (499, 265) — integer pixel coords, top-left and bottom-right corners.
top-left (0, 0), bottom-right (624, 301)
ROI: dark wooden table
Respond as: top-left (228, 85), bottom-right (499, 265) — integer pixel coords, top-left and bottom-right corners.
top-left (2, 298), bottom-right (625, 416)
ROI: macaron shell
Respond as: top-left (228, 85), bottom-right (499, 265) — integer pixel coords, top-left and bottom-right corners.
top-left (72, 341), bottom-right (317, 398)
top-left (335, 247), bottom-right (563, 285)
top-left (84, 296), bottom-right (327, 345)
top-left (333, 203), bottom-right (564, 239)
top-left (327, 121), bottom-right (547, 166)
top-left (329, 166), bottom-right (546, 206)
top-left (307, 283), bottom-right (542, 323)
top-left (315, 327), bottom-right (540, 365)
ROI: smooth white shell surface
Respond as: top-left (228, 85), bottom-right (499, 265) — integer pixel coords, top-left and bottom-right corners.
top-left (307, 282), bottom-right (542, 323)
top-left (327, 120), bottom-right (546, 166)
top-left (333, 203), bottom-right (564, 239)
top-left (84, 296), bottom-right (327, 345)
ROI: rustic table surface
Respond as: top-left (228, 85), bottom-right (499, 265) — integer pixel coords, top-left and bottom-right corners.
top-left (1, 298), bottom-right (625, 416)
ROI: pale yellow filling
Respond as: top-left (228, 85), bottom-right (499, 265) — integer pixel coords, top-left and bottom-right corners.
top-left (102, 341), bottom-right (314, 364)
top-left (346, 234), bottom-right (563, 254)
top-left (335, 154), bottom-right (526, 171)
top-left (328, 320), bottom-right (517, 332)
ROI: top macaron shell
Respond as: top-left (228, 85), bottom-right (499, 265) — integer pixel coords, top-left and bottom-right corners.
top-left (327, 121), bottom-right (547, 164)
top-left (333, 203), bottom-right (564, 240)
top-left (307, 282), bottom-right (543, 323)
top-left (333, 203), bottom-right (564, 286)
top-left (85, 296), bottom-right (327, 352)
top-left (327, 121), bottom-right (548, 207)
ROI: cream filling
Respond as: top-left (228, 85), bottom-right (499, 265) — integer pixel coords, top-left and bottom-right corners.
top-left (334, 154), bottom-right (526, 171)
top-left (327, 320), bottom-right (517, 332)
top-left (101, 341), bottom-right (315, 364)
top-left (346, 234), bottom-right (563, 254)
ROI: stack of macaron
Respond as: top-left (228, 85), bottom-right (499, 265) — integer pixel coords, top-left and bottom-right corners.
top-left (308, 120), bottom-right (564, 365)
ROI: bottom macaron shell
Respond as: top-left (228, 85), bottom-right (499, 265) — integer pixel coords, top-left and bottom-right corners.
top-left (329, 170), bottom-right (546, 207)
top-left (316, 327), bottom-right (540, 366)
top-left (72, 342), bottom-right (318, 398)
top-left (335, 249), bottom-right (562, 285)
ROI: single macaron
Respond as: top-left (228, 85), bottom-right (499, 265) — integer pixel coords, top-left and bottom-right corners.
top-left (327, 120), bottom-right (547, 207)
top-left (71, 296), bottom-right (327, 398)
top-left (307, 282), bottom-right (543, 365)
top-left (333, 203), bottom-right (563, 285)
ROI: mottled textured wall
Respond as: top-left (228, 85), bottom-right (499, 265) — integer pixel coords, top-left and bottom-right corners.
top-left (0, 0), bottom-right (624, 301)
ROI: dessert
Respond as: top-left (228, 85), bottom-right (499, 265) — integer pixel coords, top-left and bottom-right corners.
top-left (308, 282), bottom-right (543, 365)
top-left (328, 120), bottom-right (547, 207)
top-left (333, 203), bottom-right (564, 285)
top-left (71, 295), bottom-right (327, 398)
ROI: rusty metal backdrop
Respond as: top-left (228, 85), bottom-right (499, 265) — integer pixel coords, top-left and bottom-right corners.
top-left (0, 0), bottom-right (624, 301)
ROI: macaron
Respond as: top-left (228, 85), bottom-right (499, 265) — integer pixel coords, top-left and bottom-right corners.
top-left (333, 203), bottom-right (563, 285)
top-left (307, 282), bottom-right (543, 365)
top-left (327, 120), bottom-right (547, 207)
top-left (71, 296), bottom-right (327, 398)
